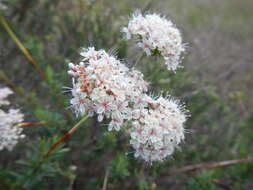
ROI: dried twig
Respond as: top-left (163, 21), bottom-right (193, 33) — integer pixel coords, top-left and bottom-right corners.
top-left (166, 158), bottom-right (253, 175)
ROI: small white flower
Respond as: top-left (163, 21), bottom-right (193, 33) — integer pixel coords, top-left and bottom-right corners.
top-left (138, 38), bottom-right (152, 56)
top-left (108, 116), bottom-right (123, 131)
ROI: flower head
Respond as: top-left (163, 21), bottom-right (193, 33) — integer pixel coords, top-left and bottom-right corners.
top-left (122, 12), bottom-right (185, 71)
top-left (129, 95), bottom-right (187, 162)
top-left (0, 87), bottom-right (25, 151)
top-left (68, 47), bottom-right (148, 131)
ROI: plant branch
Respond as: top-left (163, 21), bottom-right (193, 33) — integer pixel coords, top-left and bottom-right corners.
top-left (165, 157), bottom-right (253, 175)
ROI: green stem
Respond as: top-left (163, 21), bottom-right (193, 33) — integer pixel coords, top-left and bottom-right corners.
top-left (0, 16), bottom-right (47, 80)
top-left (43, 115), bottom-right (89, 157)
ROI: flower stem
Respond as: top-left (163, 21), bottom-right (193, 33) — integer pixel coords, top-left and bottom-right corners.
top-left (0, 16), bottom-right (47, 80)
top-left (43, 115), bottom-right (89, 157)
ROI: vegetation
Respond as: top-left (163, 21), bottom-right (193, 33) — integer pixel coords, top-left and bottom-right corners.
top-left (0, 0), bottom-right (252, 189)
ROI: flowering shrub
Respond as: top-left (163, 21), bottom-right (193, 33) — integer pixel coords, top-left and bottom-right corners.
top-left (0, 11), bottom-right (188, 162)
top-left (1, 1), bottom-right (252, 189)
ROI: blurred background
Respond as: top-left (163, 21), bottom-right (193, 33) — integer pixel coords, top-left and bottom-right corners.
top-left (0, 0), bottom-right (253, 189)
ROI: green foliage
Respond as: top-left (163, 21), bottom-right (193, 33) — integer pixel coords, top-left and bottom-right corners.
top-left (183, 170), bottom-right (219, 190)
top-left (111, 153), bottom-right (130, 181)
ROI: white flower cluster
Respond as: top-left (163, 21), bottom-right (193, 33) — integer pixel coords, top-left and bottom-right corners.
top-left (130, 95), bottom-right (186, 162)
top-left (122, 12), bottom-right (184, 71)
top-left (0, 87), bottom-right (25, 151)
top-left (68, 11), bottom-right (189, 162)
top-left (67, 47), bottom-right (188, 162)
top-left (68, 47), bottom-right (148, 131)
